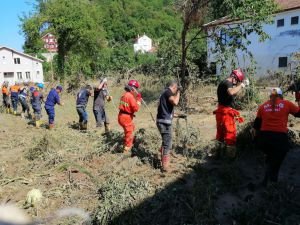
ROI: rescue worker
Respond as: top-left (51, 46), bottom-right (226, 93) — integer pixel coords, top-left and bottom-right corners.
top-left (156, 81), bottom-right (181, 172)
top-left (93, 78), bottom-right (112, 133)
top-left (19, 83), bottom-right (30, 119)
top-left (76, 84), bottom-right (93, 130)
top-left (31, 83), bottom-right (44, 127)
top-left (45, 85), bottom-right (64, 129)
top-left (10, 81), bottom-right (21, 115)
top-left (253, 88), bottom-right (300, 186)
top-left (213, 69), bottom-right (249, 158)
top-left (1, 81), bottom-right (11, 113)
top-left (286, 80), bottom-right (300, 107)
top-left (118, 80), bottom-right (142, 154)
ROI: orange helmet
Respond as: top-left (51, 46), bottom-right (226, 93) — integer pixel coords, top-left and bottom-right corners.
top-left (231, 69), bottom-right (245, 82)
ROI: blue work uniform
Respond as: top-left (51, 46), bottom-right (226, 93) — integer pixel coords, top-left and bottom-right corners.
top-left (45, 89), bottom-right (61, 124)
top-left (19, 87), bottom-right (30, 114)
top-left (10, 85), bottom-right (20, 112)
top-left (31, 90), bottom-right (44, 120)
top-left (76, 88), bottom-right (90, 123)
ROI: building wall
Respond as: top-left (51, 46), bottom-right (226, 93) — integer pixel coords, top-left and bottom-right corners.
top-left (0, 48), bottom-right (44, 85)
top-left (134, 35), bottom-right (152, 53)
top-left (207, 8), bottom-right (300, 76)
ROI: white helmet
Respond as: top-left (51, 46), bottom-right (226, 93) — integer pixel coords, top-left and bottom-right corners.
top-left (270, 87), bottom-right (283, 96)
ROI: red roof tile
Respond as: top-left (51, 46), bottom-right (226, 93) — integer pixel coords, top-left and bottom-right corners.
top-left (275, 0), bottom-right (300, 11)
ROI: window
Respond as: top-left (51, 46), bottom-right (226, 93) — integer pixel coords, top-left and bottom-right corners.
top-left (279, 57), bottom-right (288, 68)
top-left (36, 71), bottom-right (40, 79)
top-left (14, 58), bottom-right (20, 64)
top-left (220, 28), bottom-right (242, 45)
top-left (277, 19), bottom-right (284, 27)
top-left (26, 72), bottom-right (31, 79)
top-left (4, 72), bottom-right (14, 78)
top-left (291, 16), bottom-right (299, 25)
top-left (210, 62), bottom-right (217, 75)
top-left (17, 72), bottom-right (22, 80)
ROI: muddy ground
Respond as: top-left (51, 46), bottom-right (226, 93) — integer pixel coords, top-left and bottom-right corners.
top-left (0, 84), bottom-right (300, 225)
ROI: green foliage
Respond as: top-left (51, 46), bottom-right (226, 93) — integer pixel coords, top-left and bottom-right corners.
top-left (21, 0), bottom-right (182, 80)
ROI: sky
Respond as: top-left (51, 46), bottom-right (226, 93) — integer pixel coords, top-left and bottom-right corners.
top-left (0, 0), bottom-right (35, 52)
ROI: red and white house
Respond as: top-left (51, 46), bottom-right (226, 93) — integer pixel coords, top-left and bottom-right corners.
top-left (41, 33), bottom-right (58, 53)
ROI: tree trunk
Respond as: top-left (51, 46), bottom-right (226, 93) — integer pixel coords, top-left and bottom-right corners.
top-left (179, 23), bottom-right (190, 111)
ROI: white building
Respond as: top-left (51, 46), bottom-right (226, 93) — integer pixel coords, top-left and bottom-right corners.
top-left (206, 0), bottom-right (300, 76)
top-left (0, 46), bottom-right (44, 84)
top-left (133, 34), bottom-right (153, 53)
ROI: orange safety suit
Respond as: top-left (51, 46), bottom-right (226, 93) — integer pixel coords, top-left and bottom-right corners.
top-left (213, 105), bottom-right (244, 146)
top-left (2, 86), bottom-right (9, 95)
top-left (118, 91), bottom-right (141, 148)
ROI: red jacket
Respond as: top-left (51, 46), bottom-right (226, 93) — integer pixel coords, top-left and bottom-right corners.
top-left (119, 91), bottom-right (140, 114)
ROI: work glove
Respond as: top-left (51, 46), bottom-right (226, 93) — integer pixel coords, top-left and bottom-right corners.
top-left (102, 78), bottom-right (108, 83)
top-left (236, 116), bottom-right (244, 123)
top-left (241, 79), bottom-right (250, 88)
top-left (106, 96), bottom-right (112, 102)
top-left (136, 93), bottom-right (142, 102)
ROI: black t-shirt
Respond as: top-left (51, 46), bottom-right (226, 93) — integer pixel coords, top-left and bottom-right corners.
top-left (93, 88), bottom-right (108, 110)
top-left (217, 80), bottom-right (234, 107)
top-left (157, 88), bottom-right (174, 124)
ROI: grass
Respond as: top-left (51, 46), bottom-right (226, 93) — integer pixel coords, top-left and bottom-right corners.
top-left (0, 75), bottom-right (300, 224)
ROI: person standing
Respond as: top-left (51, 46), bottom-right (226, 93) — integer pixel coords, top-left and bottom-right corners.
top-left (10, 81), bottom-right (21, 115)
top-left (253, 88), bottom-right (300, 186)
top-left (76, 85), bottom-right (93, 130)
top-left (31, 83), bottom-right (44, 127)
top-left (213, 69), bottom-right (249, 158)
top-left (93, 78), bottom-right (112, 133)
top-left (1, 81), bottom-right (11, 113)
top-left (118, 80), bottom-right (142, 154)
top-left (45, 85), bottom-right (64, 129)
top-left (19, 83), bottom-right (31, 119)
top-left (156, 81), bottom-right (180, 172)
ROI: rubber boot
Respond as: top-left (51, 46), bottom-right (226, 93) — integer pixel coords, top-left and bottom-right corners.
top-left (209, 140), bottom-right (225, 158)
top-left (104, 123), bottom-right (110, 133)
top-left (123, 146), bottom-right (132, 155)
top-left (226, 145), bottom-right (237, 158)
top-left (49, 124), bottom-right (54, 130)
top-left (35, 120), bottom-right (41, 128)
top-left (9, 108), bottom-right (13, 114)
top-left (6, 108), bottom-right (10, 114)
top-left (13, 111), bottom-right (17, 115)
top-left (161, 154), bottom-right (170, 172)
top-left (81, 122), bottom-right (88, 131)
top-left (79, 122), bottom-right (83, 130)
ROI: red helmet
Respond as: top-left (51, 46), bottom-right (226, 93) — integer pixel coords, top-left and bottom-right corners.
top-left (231, 69), bottom-right (245, 82)
top-left (128, 80), bottom-right (140, 89)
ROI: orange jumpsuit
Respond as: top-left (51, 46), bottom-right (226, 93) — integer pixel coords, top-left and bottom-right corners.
top-left (213, 105), bottom-right (244, 146)
top-left (118, 91), bottom-right (140, 148)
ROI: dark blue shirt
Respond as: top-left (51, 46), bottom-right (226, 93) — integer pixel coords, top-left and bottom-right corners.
top-left (45, 89), bottom-right (60, 108)
top-left (31, 91), bottom-right (43, 109)
top-left (76, 88), bottom-right (90, 107)
top-left (157, 88), bottom-right (174, 124)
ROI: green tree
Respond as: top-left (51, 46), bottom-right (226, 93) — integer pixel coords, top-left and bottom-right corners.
top-left (21, 0), bottom-right (105, 79)
top-left (176, 0), bottom-right (278, 110)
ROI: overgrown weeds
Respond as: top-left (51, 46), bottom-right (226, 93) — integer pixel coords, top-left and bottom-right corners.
top-left (25, 134), bottom-right (63, 166)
